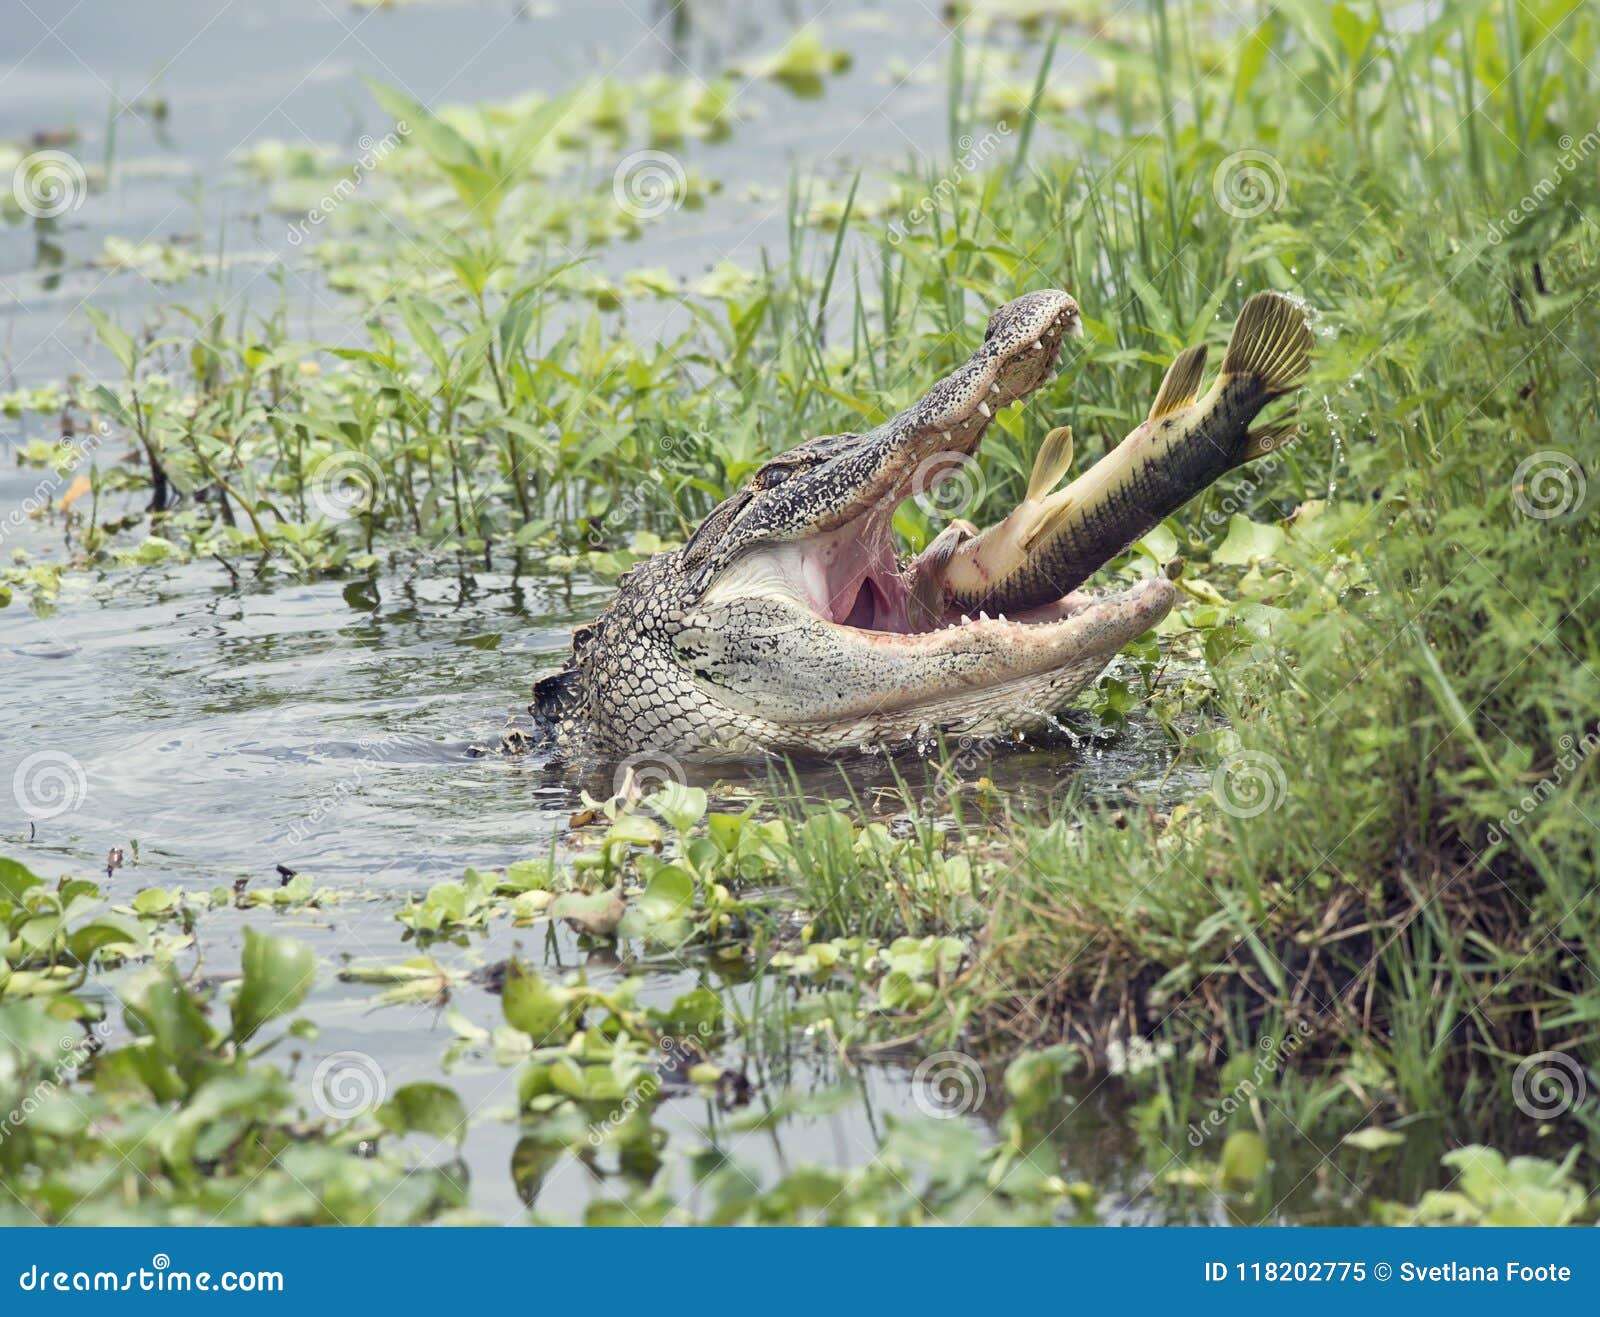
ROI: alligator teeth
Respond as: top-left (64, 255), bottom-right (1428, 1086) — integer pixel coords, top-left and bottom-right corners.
top-left (990, 382), bottom-right (1001, 395)
top-left (1031, 340), bottom-right (1045, 352)
top-left (940, 430), bottom-right (952, 443)
top-left (977, 402), bottom-right (991, 418)
top-left (959, 614), bottom-right (972, 626)
top-left (978, 610), bottom-right (991, 621)
top-left (997, 613), bottom-right (1008, 622)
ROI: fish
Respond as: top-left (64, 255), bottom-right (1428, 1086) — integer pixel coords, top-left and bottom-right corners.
top-left (910, 290), bottom-right (1313, 623)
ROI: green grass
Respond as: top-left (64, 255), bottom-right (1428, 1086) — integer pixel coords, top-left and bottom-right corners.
top-left (4, 0), bottom-right (1599, 1222)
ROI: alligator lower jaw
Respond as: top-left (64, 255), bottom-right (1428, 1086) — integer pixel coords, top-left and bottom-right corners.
top-left (791, 572), bottom-right (1177, 731)
top-left (847, 575), bottom-right (1175, 654)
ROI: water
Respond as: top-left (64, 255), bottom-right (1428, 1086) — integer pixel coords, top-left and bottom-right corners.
top-left (2, 0), bottom-right (1210, 1223)
top-left (5, 0), bottom-right (1092, 388)
top-left (0, 546), bottom-right (1198, 1221)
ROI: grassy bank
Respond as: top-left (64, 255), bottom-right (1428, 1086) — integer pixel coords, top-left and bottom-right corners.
top-left (3, 0), bottom-right (1598, 1222)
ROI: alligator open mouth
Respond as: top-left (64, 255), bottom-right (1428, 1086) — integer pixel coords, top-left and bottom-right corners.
top-left (539, 286), bottom-right (1308, 755)
top-left (704, 288), bottom-right (1177, 693)
top-left (792, 290), bottom-right (1082, 631)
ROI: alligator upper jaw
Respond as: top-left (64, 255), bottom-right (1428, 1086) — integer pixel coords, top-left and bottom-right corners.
top-left (808, 290), bottom-right (1082, 535)
top-left (774, 290), bottom-right (1134, 641)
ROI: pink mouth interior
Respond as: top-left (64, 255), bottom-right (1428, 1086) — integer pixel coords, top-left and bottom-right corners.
top-left (789, 304), bottom-right (1086, 636)
top-left (797, 510), bottom-right (1094, 635)
top-left (800, 513), bottom-right (913, 632)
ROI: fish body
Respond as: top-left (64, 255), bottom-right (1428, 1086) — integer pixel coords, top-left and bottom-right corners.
top-left (920, 290), bottom-right (1313, 620)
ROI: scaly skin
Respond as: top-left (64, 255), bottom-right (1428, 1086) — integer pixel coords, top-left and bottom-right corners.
top-left (531, 290), bottom-right (1178, 759)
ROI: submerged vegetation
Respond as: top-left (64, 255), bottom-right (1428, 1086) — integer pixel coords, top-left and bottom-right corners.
top-left (3, 0), bottom-right (1599, 1223)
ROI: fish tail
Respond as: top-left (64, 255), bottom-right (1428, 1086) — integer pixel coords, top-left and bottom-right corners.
top-left (1218, 291), bottom-right (1313, 399)
top-left (1238, 410), bottom-right (1302, 465)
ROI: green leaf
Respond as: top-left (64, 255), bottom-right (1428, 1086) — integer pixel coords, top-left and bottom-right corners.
top-left (131, 887), bottom-right (176, 916)
top-left (361, 76), bottom-right (480, 172)
top-left (501, 959), bottom-right (578, 1043)
top-left (637, 865), bottom-right (693, 922)
top-left (605, 812), bottom-right (664, 848)
top-left (549, 886), bottom-right (626, 937)
top-left (125, 977), bottom-right (212, 1073)
top-left (379, 1082), bottom-right (468, 1148)
top-left (85, 306), bottom-right (138, 375)
top-left (1135, 523), bottom-right (1179, 564)
top-left (1219, 1130), bottom-right (1269, 1190)
top-left (0, 856), bottom-right (44, 903)
top-left (502, 90), bottom-right (577, 177)
top-left (67, 916), bottom-right (144, 964)
top-left (1213, 514), bottom-right (1286, 565)
top-left (1232, 17), bottom-right (1275, 103)
top-left (231, 928), bottom-right (316, 1042)
top-left (646, 782), bottom-right (707, 833)
top-left (1343, 1126), bottom-right (1406, 1151)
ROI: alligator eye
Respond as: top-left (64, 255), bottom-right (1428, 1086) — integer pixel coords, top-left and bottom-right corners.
top-left (756, 465), bottom-right (794, 488)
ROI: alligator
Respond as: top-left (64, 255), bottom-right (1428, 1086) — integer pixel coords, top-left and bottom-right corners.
top-left (531, 289), bottom-right (1312, 759)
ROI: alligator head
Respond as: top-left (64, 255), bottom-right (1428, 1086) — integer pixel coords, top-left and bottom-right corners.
top-left (534, 289), bottom-right (1176, 758)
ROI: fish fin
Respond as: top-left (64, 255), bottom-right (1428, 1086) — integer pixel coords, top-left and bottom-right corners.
top-left (1237, 412), bottom-right (1302, 466)
top-left (1146, 344), bottom-right (1209, 421)
top-left (1218, 291), bottom-right (1314, 398)
top-left (1025, 426), bottom-right (1075, 502)
top-left (1020, 492), bottom-right (1076, 554)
